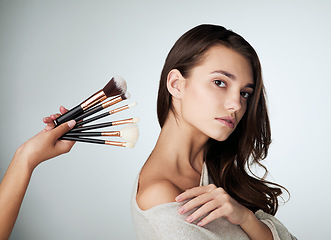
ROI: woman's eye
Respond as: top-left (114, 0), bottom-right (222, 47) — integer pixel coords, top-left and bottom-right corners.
top-left (241, 92), bottom-right (250, 99)
top-left (214, 80), bottom-right (226, 87)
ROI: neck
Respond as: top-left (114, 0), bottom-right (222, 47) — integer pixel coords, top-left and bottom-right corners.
top-left (152, 112), bottom-right (209, 175)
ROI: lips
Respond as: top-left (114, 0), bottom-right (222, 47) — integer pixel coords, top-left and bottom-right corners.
top-left (216, 116), bottom-right (236, 128)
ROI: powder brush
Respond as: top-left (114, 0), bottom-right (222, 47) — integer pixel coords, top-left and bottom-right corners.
top-left (65, 124), bottom-right (139, 143)
top-left (75, 102), bottom-right (137, 127)
top-left (70, 117), bottom-right (139, 132)
top-left (55, 76), bottom-right (127, 126)
top-left (73, 92), bottom-right (130, 123)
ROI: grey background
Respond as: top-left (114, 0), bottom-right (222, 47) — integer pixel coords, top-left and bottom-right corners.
top-left (1, 0), bottom-right (330, 239)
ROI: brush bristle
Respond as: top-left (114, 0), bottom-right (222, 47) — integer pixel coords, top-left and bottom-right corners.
top-left (103, 76), bottom-right (127, 97)
top-left (121, 92), bottom-right (130, 100)
top-left (120, 124), bottom-right (139, 142)
top-left (132, 117), bottom-right (140, 123)
top-left (125, 142), bottom-right (135, 148)
top-left (128, 102), bottom-right (137, 108)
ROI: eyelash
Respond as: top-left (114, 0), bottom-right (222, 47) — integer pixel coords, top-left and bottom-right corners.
top-left (214, 79), bottom-right (226, 88)
top-left (213, 80), bottom-right (252, 99)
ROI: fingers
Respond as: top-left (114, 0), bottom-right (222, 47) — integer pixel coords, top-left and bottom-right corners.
top-left (50, 120), bottom-right (76, 141)
top-left (184, 200), bottom-right (219, 224)
top-left (176, 184), bottom-right (217, 202)
top-left (196, 208), bottom-right (223, 227)
top-left (43, 106), bottom-right (68, 130)
top-left (50, 120), bottom-right (76, 155)
top-left (59, 106), bottom-right (68, 115)
top-left (177, 185), bottom-right (236, 227)
top-left (43, 114), bottom-right (61, 130)
top-left (178, 191), bottom-right (214, 214)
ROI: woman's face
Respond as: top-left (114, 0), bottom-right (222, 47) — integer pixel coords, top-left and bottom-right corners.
top-left (180, 45), bottom-right (254, 141)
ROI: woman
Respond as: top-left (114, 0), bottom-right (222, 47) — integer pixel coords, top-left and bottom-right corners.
top-left (131, 24), bottom-right (297, 239)
top-left (0, 108), bottom-right (75, 240)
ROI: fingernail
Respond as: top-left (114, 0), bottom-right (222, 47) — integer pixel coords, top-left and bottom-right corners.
top-left (178, 207), bottom-right (185, 214)
top-left (197, 221), bottom-right (203, 227)
top-left (175, 195), bottom-right (181, 202)
top-left (67, 120), bottom-right (76, 128)
top-left (186, 216), bottom-right (193, 223)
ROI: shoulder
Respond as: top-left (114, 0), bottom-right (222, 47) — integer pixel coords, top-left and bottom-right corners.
top-left (136, 178), bottom-right (182, 211)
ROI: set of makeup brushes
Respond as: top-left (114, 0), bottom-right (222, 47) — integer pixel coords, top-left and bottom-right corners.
top-left (57, 76), bottom-right (139, 148)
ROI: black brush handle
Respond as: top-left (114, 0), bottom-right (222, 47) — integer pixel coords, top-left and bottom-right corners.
top-left (70, 121), bottom-right (114, 132)
top-left (55, 105), bottom-right (83, 126)
top-left (60, 136), bottom-right (105, 145)
top-left (75, 112), bottom-right (109, 127)
top-left (74, 105), bottom-right (104, 122)
top-left (65, 132), bottom-right (102, 136)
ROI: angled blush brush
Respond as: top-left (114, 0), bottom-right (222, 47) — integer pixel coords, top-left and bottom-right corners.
top-left (73, 92), bottom-right (130, 123)
top-left (75, 102), bottom-right (137, 127)
top-left (55, 76), bottom-right (127, 126)
top-left (69, 117), bottom-right (140, 132)
top-left (60, 136), bottom-right (135, 148)
top-left (65, 124), bottom-right (139, 142)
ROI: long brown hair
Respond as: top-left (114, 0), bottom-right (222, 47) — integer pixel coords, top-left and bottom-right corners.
top-left (157, 24), bottom-right (286, 215)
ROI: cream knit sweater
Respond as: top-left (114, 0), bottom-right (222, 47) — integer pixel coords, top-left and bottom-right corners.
top-left (131, 163), bottom-right (297, 240)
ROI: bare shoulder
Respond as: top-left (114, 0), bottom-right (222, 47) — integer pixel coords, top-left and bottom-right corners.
top-left (136, 177), bottom-right (182, 211)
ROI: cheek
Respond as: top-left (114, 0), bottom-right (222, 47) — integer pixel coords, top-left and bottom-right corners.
top-left (181, 84), bottom-right (211, 119)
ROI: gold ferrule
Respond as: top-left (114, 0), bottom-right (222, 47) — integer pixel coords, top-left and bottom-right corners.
top-left (102, 95), bottom-right (123, 109)
top-left (101, 131), bottom-right (121, 137)
top-left (108, 105), bottom-right (129, 115)
top-left (81, 90), bottom-right (106, 110)
top-left (105, 141), bottom-right (126, 147)
top-left (112, 118), bottom-right (133, 126)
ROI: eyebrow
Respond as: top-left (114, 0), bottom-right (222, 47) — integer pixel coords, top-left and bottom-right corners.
top-left (210, 70), bottom-right (254, 89)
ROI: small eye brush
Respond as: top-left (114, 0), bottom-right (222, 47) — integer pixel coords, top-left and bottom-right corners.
top-left (65, 124), bottom-right (139, 142)
top-left (60, 136), bottom-right (135, 148)
top-left (55, 76), bottom-right (127, 126)
top-left (73, 92), bottom-right (130, 123)
top-left (75, 102), bottom-right (137, 127)
top-left (69, 117), bottom-right (140, 132)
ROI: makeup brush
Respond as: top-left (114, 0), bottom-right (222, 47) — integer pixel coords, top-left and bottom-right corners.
top-left (55, 76), bottom-right (127, 126)
top-left (65, 124), bottom-right (139, 142)
top-left (70, 117), bottom-right (140, 132)
top-left (60, 136), bottom-right (135, 148)
top-left (75, 102), bottom-right (137, 127)
top-left (73, 92), bottom-right (130, 123)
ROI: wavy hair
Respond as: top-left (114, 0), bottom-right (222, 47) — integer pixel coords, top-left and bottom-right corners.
top-left (157, 24), bottom-right (286, 215)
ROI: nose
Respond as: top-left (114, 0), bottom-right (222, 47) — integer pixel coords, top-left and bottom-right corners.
top-left (224, 91), bottom-right (242, 113)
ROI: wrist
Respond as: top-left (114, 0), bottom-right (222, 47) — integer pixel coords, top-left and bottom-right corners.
top-left (239, 209), bottom-right (256, 229)
top-left (239, 210), bottom-right (273, 240)
top-left (13, 148), bottom-right (37, 174)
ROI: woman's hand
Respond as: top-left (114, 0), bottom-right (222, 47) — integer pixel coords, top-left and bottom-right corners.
top-left (175, 184), bottom-right (251, 227)
top-left (14, 106), bottom-right (76, 170)
top-left (0, 107), bottom-right (76, 240)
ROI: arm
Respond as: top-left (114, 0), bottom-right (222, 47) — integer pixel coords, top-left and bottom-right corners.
top-left (176, 184), bottom-right (273, 240)
top-left (0, 109), bottom-right (75, 240)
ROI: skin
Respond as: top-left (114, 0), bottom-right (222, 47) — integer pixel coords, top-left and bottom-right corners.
top-left (136, 45), bottom-right (273, 240)
top-left (0, 107), bottom-right (74, 240)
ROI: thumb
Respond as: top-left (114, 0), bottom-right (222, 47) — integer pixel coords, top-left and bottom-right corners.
top-left (51, 120), bottom-right (76, 140)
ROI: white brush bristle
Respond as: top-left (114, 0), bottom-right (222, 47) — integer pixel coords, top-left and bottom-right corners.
top-left (124, 92), bottom-right (130, 99)
top-left (128, 101), bottom-right (137, 108)
top-left (113, 75), bottom-right (127, 92)
top-left (125, 142), bottom-right (135, 148)
top-left (121, 124), bottom-right (139, 142)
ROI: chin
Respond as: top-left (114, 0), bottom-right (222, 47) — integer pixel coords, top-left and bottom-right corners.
top-left (209, 133), bottom-right (231, 142)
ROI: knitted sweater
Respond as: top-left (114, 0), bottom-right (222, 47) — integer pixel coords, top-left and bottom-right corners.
top-left (131, 163), bottom-right (297, 240)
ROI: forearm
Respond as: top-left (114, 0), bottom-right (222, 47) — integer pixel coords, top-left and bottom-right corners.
top-left (0, 152), bottom-right (34, 240)
top-left (240, 210), bottom-right (273, 240)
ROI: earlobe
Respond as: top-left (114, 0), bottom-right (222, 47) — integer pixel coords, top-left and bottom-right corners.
top-left (167, 69), bottom-right (185, 98)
